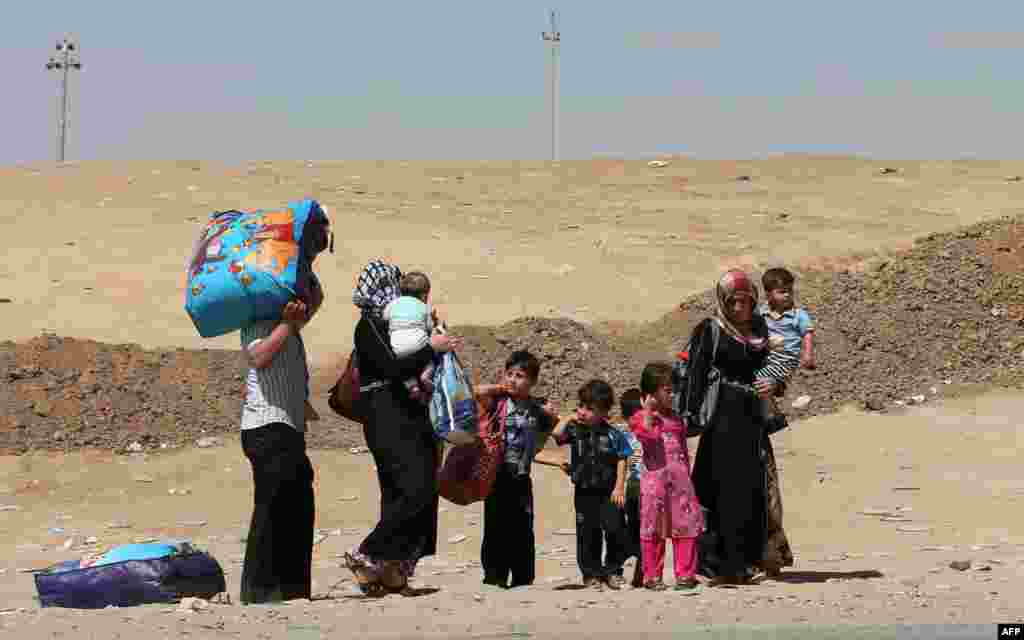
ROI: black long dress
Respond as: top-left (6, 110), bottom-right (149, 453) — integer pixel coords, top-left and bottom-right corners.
top-left (685, 317), bottom-right (771, 578)
top-left (353, 313), bottom-right (439, 574)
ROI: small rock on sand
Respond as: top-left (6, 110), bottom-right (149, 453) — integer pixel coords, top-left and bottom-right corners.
top-left (177, 597), bottom-right (208, 613)
top-left (861, 507), bottom-right (894, 517)
top-left (949, 560), bottom-right (971, 571)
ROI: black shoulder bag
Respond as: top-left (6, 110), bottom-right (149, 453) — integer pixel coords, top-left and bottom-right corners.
top-left (683, 319), bottom-right (722, 437)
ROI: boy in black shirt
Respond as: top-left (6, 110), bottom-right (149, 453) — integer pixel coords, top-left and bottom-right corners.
top-left (552, 379), bottom-right (633, 590)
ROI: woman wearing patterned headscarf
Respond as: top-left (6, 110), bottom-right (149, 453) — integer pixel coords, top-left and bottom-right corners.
top-left (682, 270), bottom-right (792, 586)
top-left (344, 260), bottom-right (461, 597)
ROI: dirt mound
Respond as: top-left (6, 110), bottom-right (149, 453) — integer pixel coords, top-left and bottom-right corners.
top-left (2, 214), bottom-right (1022, 453)
top-left (0, 335), bottom-right (365, 454)
top-left (450, 317), bottom-right (661, 415)
top-left (632, 213), bottom-right (1024, 419)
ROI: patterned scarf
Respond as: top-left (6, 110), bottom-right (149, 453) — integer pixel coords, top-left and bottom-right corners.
top-left (352, 259), bottom-right (402, 317)
top-left (715, 269), bottom-right (767, 349)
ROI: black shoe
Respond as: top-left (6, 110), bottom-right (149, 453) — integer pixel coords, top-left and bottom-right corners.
top-left (482, 576), bottom-right (507, 589)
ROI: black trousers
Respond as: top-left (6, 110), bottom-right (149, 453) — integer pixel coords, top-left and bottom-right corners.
top-left (574, 487), bottom-right (629, 579)
top-left (481, 466), bottom-right (536, 587)
top-left (625, 493), bottom-right (642, 554)
top-left (240, 423), bottom-right (315, 604)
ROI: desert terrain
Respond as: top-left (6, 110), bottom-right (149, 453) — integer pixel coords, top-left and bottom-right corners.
top-left (1, 158), bottom-right (1023, 638)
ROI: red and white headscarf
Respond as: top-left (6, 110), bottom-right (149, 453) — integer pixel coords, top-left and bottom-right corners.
top-left (714, 269), bottom-right (766, 349)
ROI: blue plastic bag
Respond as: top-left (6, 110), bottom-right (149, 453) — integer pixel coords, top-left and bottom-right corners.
top-left (184, 198), bottom-right (330, 338)
top-left (93, 542), bottom-right (184, 566)
top-left (428, 352), bottom-right (479, 445)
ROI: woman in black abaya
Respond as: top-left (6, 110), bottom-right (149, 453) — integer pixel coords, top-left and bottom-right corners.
top-left (342, 260), bottom-right (460, 596)
top-left (684, 270), bottom-right (793, 586)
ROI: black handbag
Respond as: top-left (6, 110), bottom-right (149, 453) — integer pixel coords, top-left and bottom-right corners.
top-left (684, 320), bottom-right (722, 437)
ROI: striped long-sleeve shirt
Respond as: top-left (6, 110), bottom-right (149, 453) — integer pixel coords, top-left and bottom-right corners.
top-left (240, 320), bottom-right (308, 433)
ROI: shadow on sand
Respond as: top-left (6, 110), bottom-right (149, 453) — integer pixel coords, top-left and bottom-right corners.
top-left (764, 569), bottom-right (884, 584)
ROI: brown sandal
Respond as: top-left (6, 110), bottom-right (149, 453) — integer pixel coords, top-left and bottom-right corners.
top-left (344, 553), bottom-right (386, 598)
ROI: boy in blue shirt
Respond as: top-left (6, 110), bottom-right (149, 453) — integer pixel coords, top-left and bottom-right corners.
top-left (755, 267), bottom-right (817, 432)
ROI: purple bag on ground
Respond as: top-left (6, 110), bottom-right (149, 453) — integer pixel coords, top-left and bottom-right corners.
top-left (34, 546), bottom-right (225, 609)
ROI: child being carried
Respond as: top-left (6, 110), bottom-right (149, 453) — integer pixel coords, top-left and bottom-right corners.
top-left (754, 267), bottom-right (816, 431)
top-left (382, 271), bottom-right (440, 403)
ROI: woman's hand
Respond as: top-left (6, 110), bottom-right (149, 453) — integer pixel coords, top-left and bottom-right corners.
top-left (430, 333), bottom-right (462, 353)
top-left (754, 379), bottom-right (777, 399)
top-left (611, 488), bottom-right (626, 509)
top-left (282, 300), bottom-right (308, 329)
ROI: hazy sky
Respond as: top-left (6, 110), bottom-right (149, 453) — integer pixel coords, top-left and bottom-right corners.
top-left (4, 0), bottom-right (1024, 163)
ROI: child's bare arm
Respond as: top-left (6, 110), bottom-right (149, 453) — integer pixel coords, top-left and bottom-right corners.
top-left (474, 383), bottom-right (507, 400)
top-left (800, 331), bottom-right (816, 369)
top-left (611, 459), bottom-right (627, 507)
top-left (533, 449), bottom-right (565, 467)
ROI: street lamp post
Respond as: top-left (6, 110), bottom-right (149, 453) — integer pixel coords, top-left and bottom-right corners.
top-left (542, 11), bottom-right (560, 162)
top-left (45, 36), bottom-right (83, 163)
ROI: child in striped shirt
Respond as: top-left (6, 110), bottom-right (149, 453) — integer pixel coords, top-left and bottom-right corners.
top-left (755, 267), bottom-right (816, 432)
top-left (618, 388), bottom-right (646, 588)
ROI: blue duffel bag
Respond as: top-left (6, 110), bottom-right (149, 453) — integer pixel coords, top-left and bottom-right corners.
top-left (34, 541), bottom-right (226, 609)
top-left (184, 198), bottom-right (331, 338)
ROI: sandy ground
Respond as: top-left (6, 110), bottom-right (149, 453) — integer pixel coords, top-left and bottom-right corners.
top-left (2, 158), bottom-right (1023, 637)
top-left (0, 390), bottom-right (1022, 637)
top-left (3, 158), bottom-right (1024, 366)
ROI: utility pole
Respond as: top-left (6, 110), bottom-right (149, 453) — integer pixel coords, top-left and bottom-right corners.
top-left (542, 10), bottom-right (560, 161)
top-left (45, 36), bottom-right (83, 163)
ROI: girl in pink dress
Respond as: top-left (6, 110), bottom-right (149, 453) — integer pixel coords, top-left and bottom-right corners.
top-left (629, 362), bottom-right (705, 591)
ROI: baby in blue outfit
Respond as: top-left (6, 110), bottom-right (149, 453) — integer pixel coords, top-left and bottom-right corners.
top-left (382, 271), bottom-right (439, 402)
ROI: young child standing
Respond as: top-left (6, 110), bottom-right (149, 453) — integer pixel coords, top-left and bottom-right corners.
top-left (382, 271), bottom-right (440, 404)
top-left (755, 267), bottom-right (816, 431)
top-left (618, 387), bottom-right (646, 588)
top-left (552, 380), bottom-right (633, 590)
top-left (476, 351), bottom-right (561, 589)
top-left (630, 362), bottom-right (704, 591)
